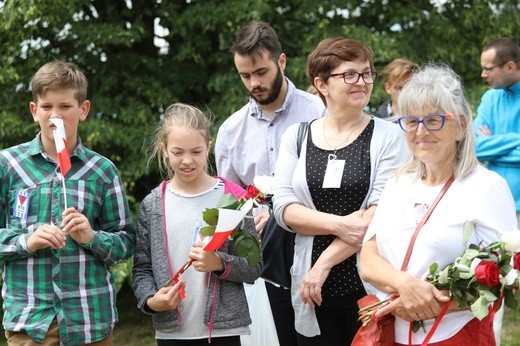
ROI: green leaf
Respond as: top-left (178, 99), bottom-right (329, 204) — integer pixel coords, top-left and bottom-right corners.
top-left (202, 208), bottom-right (219, 226)
top-left (247, 246), bottom-right (260, 267)
top-left (462, 249), bottom-right (479, 261)
top-left (200, 225), bottom-right (216, 237)
top-left (470, 296), bottom-right (490, 320)
top-left (231, 228), bottom-right (260, 267)
top-left (462, 220), bottom-right (473, 246)
top-left (412, 320), bottom-right (423, 333)
top-left (429, 263), bottom-right (439, 275)
top-left (458, 272), bottom-right (474, 280)
top-left (501, 263), bottom-right (513, 276)
top-left (480, 289), bottom-right (498, 302)
top-left (504, 289), bottom-right (518, 309)
top-left (216, 194), bottom-right (241, 209)
top-left (438, 267), bottom-right (450, 285)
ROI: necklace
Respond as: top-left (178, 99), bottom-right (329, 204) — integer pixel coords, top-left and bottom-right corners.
top-left (322, 114), bottom-right (366, 160)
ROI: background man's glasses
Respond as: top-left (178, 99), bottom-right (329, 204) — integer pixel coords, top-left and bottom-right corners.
top-left (329, 71), bottom-right (378, 84)
top-left (397, 113), bottom-right (459, 132)
top-left (482, 62), bottom-right (507, 73)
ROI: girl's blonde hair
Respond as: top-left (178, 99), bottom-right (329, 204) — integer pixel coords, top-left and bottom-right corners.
top-left (149, 103), bottom-right (212, 180)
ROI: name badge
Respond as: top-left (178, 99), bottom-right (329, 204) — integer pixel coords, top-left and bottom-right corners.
top-left (322, 159), bottom-right (345, 188)
top-left (13, 189), bottom-right (30, 220)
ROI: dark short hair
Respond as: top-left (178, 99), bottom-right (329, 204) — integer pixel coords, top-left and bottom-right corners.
top-left (306, 37), bottom-right (375, 104)
top-left (230, 20), bottom-right (282, 62)
top-left (482, 37), bottom-right (520, 65)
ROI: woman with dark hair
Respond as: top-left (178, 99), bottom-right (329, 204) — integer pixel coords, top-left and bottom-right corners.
top-left (272, 37), bottom-right (407, 345)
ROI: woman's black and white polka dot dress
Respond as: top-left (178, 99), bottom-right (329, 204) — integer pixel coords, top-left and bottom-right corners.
top-left (306, 119), bottom-right (373, 303)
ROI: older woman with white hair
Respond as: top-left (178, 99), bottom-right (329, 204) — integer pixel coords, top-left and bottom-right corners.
top-left (359, 64), bottom-right (517, 345)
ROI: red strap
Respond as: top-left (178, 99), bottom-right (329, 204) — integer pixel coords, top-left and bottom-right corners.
top-left (403, 176), bottom-right (454, 345)
top-left (411, 293), bottom-right (503, 345)
top-left (406, 301), bottom-right (450, 346)
top-left (401, 176), bottom-right (454, 271)
top-left (421, 301), bottom-right (451, 345)
top-left (489, 292), bottom-right (504, 321)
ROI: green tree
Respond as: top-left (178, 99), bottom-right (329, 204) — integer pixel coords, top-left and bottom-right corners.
top-left (1, 0), bottom-right (519, 286)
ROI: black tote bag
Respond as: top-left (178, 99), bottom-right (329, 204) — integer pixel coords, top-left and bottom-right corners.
top-left (260, 122), bottom-right (308, 289)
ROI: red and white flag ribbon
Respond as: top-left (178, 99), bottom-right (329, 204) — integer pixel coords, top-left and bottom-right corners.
top-left (164, 199), bottom-right (254, 293)
top-left (203, 198), bottom-right (254, 251)
top-left (49, 118), bottom-right (71, 176)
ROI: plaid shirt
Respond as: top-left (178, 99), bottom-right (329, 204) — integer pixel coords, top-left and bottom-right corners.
top-left (0, 134), bottom-right (135, 345)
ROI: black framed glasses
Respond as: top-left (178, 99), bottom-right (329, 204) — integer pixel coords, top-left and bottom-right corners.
top-left (397, 113), bottom-right (459, 132)
top-left (482, 62), bottom-right (507, 73)
top-left (329, 71), bottom-right (378, 84)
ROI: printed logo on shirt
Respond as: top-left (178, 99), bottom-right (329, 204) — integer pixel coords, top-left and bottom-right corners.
top-left (13, 190), bottom-right (30, 220)
top-left (413, 202), bottom-right (429, 225)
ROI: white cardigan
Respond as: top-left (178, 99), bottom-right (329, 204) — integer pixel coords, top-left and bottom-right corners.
top-left (273, 116), bottom-right (408, 337)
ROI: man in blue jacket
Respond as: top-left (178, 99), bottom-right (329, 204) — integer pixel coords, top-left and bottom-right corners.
top-left (474, 37), bottom-right (520, 345)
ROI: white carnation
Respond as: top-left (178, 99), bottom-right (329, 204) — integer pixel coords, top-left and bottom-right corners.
top-left (253, 175), bottom-right (275, 195)
top-left (501, 230), bottom-right (520, 252)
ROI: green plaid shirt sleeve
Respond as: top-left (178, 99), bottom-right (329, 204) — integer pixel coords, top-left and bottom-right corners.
top-left (77, 165), bottom-right (136, 265)
top-left (0, 136), bottom-right (136, 345)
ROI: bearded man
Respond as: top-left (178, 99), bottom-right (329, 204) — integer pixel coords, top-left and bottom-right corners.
top-left (215, 20), bottom-right (326, 346)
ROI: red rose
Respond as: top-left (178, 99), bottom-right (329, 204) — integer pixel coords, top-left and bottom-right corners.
top-left (513, 253), bottom-right (520, 270)
top-left (245, 185), bottom-right (262, 200)
top-left (474, 260), bottom-right (500, 287)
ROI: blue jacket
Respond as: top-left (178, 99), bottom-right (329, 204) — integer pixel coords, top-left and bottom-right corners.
top-left (474, 81), bottom-right (520, 212)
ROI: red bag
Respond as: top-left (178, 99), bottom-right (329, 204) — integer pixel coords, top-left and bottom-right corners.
top-left (351, 294), bottom-right (395, 346)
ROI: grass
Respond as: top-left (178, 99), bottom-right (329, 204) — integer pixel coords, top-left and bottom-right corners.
top-left (502, 292), bottom-right (520, 346)
top-left (0, 283), bottom-right (519, 345)
top-left (112, 282), bottom-right (155, 346)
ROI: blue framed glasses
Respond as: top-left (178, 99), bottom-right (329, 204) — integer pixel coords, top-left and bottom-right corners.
top-left (397, 113), bottom-right (459, 132)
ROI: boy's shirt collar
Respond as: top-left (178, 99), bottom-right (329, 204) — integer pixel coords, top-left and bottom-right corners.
top-left (30, 133), bottom-right (88, 163)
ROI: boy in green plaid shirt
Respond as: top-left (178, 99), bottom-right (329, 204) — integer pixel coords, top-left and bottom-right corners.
top-left (0, 61), bottom-right (136, 345)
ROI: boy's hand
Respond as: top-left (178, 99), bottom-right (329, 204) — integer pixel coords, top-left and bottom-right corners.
top-left (27, 224), bottom-right (67, 252)
top-left (61, 207), bottom-right (94, 245)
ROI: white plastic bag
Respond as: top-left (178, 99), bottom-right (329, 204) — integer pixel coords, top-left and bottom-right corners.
top-left (241, 278), bottom-right (280, 346)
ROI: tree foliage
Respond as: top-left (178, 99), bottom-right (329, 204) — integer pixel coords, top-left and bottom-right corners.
top-left (1, 0), bottom-right (519, 210)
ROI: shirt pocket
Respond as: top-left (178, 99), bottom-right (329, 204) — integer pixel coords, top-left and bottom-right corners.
top-left (7, 186), bottom-right (41, 232)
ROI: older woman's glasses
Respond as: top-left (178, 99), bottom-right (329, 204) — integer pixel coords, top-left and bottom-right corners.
top-left (329, 71), bottom-right (378, 84)
top-left (397, 113), bottom-right (459, 132)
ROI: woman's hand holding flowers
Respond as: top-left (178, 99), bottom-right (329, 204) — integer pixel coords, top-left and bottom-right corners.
top-left (377, 272), bottom-right (449, 322)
